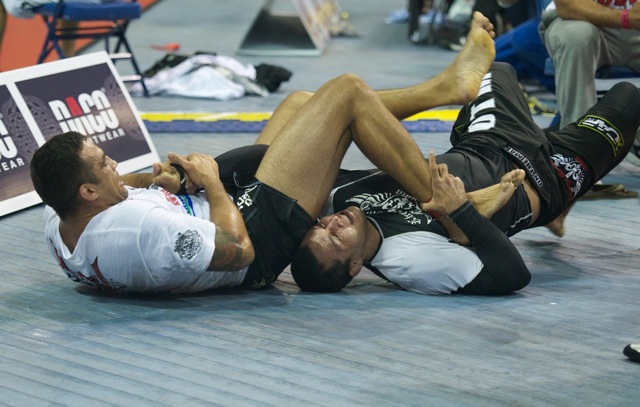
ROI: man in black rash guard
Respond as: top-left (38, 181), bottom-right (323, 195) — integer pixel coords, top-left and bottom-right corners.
top-left (206, 10), bottom-right (640, 296)
top-left (286, 61), bottom-right (640, 295)
top-left (216, 60), bottom-right (640, 296)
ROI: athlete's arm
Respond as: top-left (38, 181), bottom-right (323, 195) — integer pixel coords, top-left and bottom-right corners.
top-left (121, 172), bottom-right (155, 188)
top-left (420, 153), bottom-right (529, 294)
top-left (121, 161), bottom-right (184, 192)
top-left (448, 202), bottom-right (531, 295)
top-left (555, 0), bottom-right (639, 30)
top-left (168, 152), bottom-right (254, 272)
top-left (420, 151), bottom-right (474, 245)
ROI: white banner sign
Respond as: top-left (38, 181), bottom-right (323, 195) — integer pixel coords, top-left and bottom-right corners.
top-left (0, 51), bottom-right (159, 217)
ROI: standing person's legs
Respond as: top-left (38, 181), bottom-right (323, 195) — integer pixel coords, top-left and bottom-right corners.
top-left (511, 18), bottom-right (554, 91)
top-left (542, 18), bottom-right (602, 129)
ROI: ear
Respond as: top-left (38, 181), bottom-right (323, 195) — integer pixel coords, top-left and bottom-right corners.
top-left (78, 183), bottom-right (98, 202)
top-left (348, 258), bottom-right (364, 277)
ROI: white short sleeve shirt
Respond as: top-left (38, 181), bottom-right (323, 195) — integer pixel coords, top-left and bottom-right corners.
top-left (43, 187), bottom-right (247, 294)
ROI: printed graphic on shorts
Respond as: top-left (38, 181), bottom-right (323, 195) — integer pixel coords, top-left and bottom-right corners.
top-left (236, 185), bottom-right (257, 210)
top-left (346, 189), bottom-right (432, 226)
top-left (551, 153), bottom-right (587, 199)
top-left (174, 230), bottom-right (202, 260)
top-left (468, 74), bottom-right (497, 132)
top-left (578, 115), bottom-right (623, 156)
top-left (503, 146), bottom-right (544, 188)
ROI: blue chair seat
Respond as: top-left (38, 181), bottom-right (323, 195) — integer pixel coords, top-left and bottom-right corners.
top-left (35, 2), bottom-right (141, 21)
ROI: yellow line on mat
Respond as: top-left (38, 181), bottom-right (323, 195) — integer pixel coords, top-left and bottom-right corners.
top-left (140, 109), bottom-right (461, 122)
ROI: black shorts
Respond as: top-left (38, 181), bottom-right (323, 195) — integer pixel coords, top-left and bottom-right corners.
top-left (215, 145), bottom-right (315, 288)
top-left (435, 150), bottom-right (533, 236)
top-left (215, 145), bottom-right (317, 288)
top-left (545, 80), bottom-right (640, 192)
top-left (232, 182), bottom-right (315, 289)
top-left (450, 63), bottom-right (566, 225)
top-left (451, 63), bottom-right (640, 227)
top-left (215, 144), bottom-right (269, 194)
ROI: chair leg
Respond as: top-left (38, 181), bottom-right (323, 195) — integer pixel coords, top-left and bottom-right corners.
top-left (38, 16), bottom-right (65, 63)
top-left (111, 27), bottom-right (149, 97)
top-left (37, 13), bottom-right (149, 97)
top-left (121, 36), bottom-right (149, 97)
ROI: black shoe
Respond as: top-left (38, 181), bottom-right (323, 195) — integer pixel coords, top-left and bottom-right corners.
top-left (623, 344), bottom-right (640, 362)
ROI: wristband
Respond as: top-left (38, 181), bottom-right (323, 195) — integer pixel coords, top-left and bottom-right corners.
top-left (622, 9), bottom-right (630, 29)
top-left (170, 163), bottom-right (188, 195)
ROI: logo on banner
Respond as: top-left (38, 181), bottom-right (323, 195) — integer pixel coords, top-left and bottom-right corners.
top-left (0, 114), bottom-right (25, 174)
top-left (0, 53), bottom-right (158, 217)
top-left (49, 90), bottom-right (125, 144)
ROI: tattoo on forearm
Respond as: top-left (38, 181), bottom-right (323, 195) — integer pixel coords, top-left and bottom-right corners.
top-left (210, 228), bottom-right (244, 271)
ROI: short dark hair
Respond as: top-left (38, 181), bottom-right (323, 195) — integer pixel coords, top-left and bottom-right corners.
top-left (290, 243), bottom-right (353, 292)
top-left (30, 131), bottom-right (98, 218)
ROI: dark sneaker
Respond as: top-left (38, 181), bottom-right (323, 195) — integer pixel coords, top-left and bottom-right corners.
top-left (623, 344), bottom-right (640, 362)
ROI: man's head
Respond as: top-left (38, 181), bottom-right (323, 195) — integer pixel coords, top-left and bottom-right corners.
top-left (30, 131), bottom-right (128, 218)
top-left (290, 207), bottom-right (368, 292)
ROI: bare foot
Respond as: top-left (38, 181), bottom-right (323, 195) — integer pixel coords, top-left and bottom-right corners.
top-left (545, 205), bottom-right (573, 237)
top-left (437, 12), bottom-right (496, 105)
top-left (469, 11), bottom-right (495, 37)
top-left (467, 169), bottom-right (525, 218)
top-left (500, 168), bottom-right (525, 188)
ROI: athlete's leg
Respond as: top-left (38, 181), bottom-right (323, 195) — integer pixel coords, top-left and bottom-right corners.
top-left (256, 73), bottom-right (437, 219)
top-left (542, 81), bottom-right (640, 236)
top-left (548, 81), bottom-right (640, 180)
top-left (541, 81), bottom-right (640, 237)
top-left (216, 22), bottom-right (497, 204)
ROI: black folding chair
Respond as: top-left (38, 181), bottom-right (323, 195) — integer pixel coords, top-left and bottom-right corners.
top-left (34, 0), bottom-right (149, 96)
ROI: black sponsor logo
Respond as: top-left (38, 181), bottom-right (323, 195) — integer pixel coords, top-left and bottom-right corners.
top-left (578, 115), bottom-right (623, 155)
top-left (174, 230), bottom-right (202, 260)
